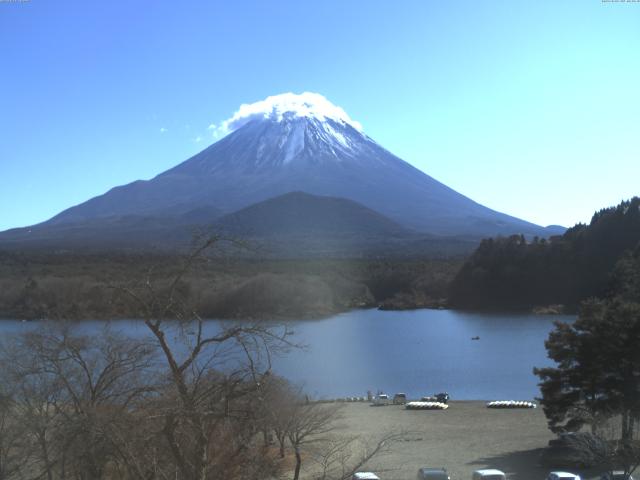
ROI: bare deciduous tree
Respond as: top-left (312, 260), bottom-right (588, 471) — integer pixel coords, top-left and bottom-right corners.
top-left (0, 392), bottom-right (29, 480)
top-left (3, 324), bottom-right (157, 480)
top-left (286, 401), bottom-right (343, 480)
top-left (0, 237), bottom-right (403, 480)
top-left (309, 431), bottom-right (408, 480)
top-left (115, 236), bottom-right (294, 480)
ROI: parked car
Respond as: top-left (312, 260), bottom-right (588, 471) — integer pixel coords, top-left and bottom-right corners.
top-left (393, 393), bottom-right (407, 404)
top-left (547, 471), bottom-right (581, 480)
top-left (472, 469), bottom-right (506, 480)
top-left (353, 473), bottom-right (380, 480)
top-left (601, 472), bottom-right (634, 480)
top-left (417, 467), bottom-right (450, 480)
top-left (372, 394), bottom-right (390, 406)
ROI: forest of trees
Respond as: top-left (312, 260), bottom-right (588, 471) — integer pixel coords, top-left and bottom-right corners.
top-left (449, 197), bottom-right (640, 311)
top-left (0, 251), bottom-right (461, 321)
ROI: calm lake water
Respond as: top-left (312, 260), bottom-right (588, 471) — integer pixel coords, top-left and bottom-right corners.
top-left (0, 309), bottom-right (573, 400)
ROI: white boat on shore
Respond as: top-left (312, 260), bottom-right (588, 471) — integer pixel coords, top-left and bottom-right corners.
top-left (486, 400), bottom-right (536, 409)
top-left (406, 401), bottom-right (449, 410)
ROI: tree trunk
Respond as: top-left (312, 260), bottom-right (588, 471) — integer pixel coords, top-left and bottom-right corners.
top-left (293, 446), bottom-right (302, 480)
top-left (162, 415), bottom-right (190, 480)
top-left (196, 421), bottom-right (208, 480)
top-left (622, 410), bottom-right (631, 442)
top-left (38, 432), bottom-right (54, 480)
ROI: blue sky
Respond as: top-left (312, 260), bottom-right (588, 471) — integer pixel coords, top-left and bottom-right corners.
top-left (1, 0), bottom-right (639, 231)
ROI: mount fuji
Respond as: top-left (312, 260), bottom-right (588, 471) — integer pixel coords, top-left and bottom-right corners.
top-left (0, 92), bottom-right (563, 252)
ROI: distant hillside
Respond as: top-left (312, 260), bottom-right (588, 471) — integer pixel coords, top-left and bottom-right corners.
top-left (215, 191), bottom-right (408, 236)
top-left (449, 197), bottom-right (640, 311)
top-left (212, 192), bottom-right (477, 258)
top-left (0, 214), bottom-right (212, 252)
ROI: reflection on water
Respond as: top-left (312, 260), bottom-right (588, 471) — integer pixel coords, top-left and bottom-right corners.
top-left (0, 309), bottom-right (573, 400)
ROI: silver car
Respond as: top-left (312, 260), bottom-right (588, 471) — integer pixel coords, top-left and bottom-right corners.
top-left (417, 467), bottom-right (450, 480)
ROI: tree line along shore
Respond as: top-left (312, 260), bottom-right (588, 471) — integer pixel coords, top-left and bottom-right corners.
top-left (0, 253), bottom-right (460, 321)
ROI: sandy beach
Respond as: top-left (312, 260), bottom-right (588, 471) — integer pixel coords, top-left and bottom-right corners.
top-left (302, 401), bottom-right (598, 480)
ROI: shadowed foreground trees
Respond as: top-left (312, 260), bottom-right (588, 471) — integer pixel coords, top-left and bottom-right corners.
top-left (0, 322), bottom-right (288, 480)
top-left (0, 324), bottom-right (401, 480)
top-left (1, 326), bottom-right (158, 479)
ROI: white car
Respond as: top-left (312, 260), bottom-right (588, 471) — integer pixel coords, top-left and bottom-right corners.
top-left (473, 469), bottom-right (506, 480)
top-left (548, 472), bottom-right (581, 480)
top-left (353, 473), bottom-right (380, 480)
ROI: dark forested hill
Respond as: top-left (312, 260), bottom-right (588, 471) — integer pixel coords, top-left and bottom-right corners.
top-left (215, 191), bottom-right (409, 237)
top-left (449, 197), bottom-right (640, 311)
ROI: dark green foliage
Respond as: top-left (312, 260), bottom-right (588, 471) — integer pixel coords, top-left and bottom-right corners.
top-left (450, 197), bottom-right (640, 311)
top-left (0, 253), bottom-right (463, 320)
top-left (609, 247), bottom-right (640, 303)
top-left (535, 299), bottom-right (640, 435)
top-left (535, 256), bottom-right (640, 438)
top-left (534, 298), bottom-right (640, 439)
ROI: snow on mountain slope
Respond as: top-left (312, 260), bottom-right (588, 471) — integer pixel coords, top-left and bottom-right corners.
top-left (214, 91), bottom-right (363, 134)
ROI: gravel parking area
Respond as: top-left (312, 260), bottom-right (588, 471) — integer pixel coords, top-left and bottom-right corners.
top-left (305, 401), bottom-right (567, 480)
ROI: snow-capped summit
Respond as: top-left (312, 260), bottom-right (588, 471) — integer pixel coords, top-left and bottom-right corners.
top-left (196, 92), bottom-right (383, 169)
top-left (207, 92), bottom-right (370, 165)
top-left (216, 92), bottom-right (363, 136)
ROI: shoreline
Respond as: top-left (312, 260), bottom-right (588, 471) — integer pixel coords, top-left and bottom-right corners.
top-left (0, 304), bottom-right (577, 323)
top-left (312, 398), bottom-right (539, 404)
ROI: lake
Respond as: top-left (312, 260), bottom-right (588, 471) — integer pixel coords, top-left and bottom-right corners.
top-left (0, 309), bottom-right (572, 400)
